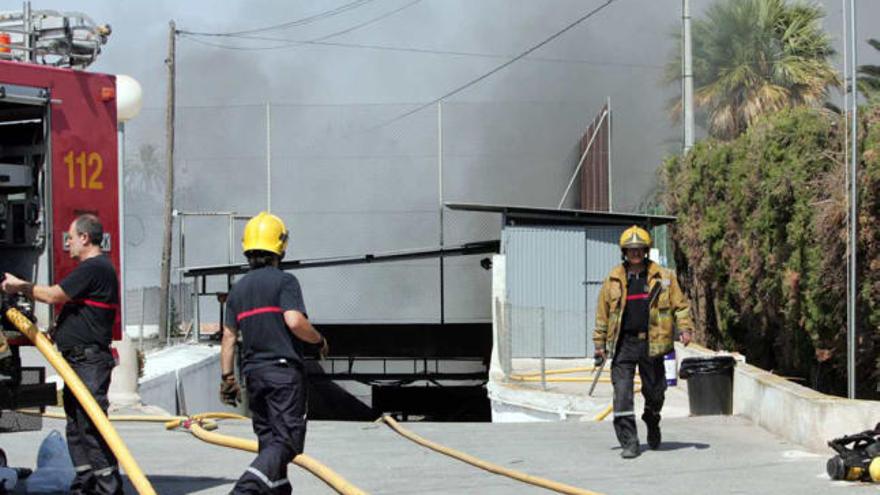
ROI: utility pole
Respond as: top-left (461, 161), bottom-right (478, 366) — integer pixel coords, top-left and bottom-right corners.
top-left (847, 0), bottom-right (858, 399)
top-left (438, 102), bottom-right (444, 326)
top-left (682, 0), bottom-right (694, 154)
top-left (266, 101), bottom-right (272, 212)
top-left (23, 2), bottom-right (33, 62)
top-left (159, 20), bottom-right (176, 344)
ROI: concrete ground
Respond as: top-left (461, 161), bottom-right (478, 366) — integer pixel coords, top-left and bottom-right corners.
top-left (1, 412), bottom-right (876, 494)
top-left (10, 349), bottom-right (878, 494)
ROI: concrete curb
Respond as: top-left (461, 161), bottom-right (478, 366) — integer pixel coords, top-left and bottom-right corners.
top-left (675, 342), bottom-right (880, 452)
top-left (487, 380), bottom-right (609, 422)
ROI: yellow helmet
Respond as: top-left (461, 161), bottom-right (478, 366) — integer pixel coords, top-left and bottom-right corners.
top-left (619, 225), bottom-right (652, 250)
top-left (242, 212), bottom-right (289, 256)
top-left (869, 457), bottom-right (880, 482)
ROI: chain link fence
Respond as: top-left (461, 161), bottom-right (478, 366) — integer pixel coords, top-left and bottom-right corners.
top-left (122, 100), bottom-right (602, 346)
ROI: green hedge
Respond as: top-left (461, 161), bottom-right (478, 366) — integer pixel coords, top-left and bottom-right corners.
top-left (663, 105), bottom-right (880, 398)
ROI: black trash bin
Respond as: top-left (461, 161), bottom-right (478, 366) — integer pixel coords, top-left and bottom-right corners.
top-left (679, 356), bottom-right (736, 415)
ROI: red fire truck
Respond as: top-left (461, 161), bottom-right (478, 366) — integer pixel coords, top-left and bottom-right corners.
top-left (0, 6), bottom-right (121, 464)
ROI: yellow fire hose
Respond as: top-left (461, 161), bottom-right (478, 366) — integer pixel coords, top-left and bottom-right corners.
top-left (23, 407), bottom-right (360, 492)
top-left (380, 415), bottom-right (604, 495)
top-left (19, 409), bottom-right (223, 431)
top-left (511, 366), bottom-right (637, 377)
top-left (5, 307), bottom-right (157, 495)
top-left (7, 305), bottom-right (624, 494)
top-left (510, 367), bottom-right (640, 384)
top-left (593, 404), bottom-right (613, 421)
top-left (168, 413), bottom-right (367, 495)
top-left (509, 375), bottom-right (638, 384)
top-left (593, 384), bottom-right (642, 422)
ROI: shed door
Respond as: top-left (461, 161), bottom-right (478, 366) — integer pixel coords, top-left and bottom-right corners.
top-left (504, 226), bottom-right (586, 358)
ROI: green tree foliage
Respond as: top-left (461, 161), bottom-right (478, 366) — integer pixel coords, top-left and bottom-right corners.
top-left (663, 105), bottom-right (880, 398)
top-left (666, 0), bottom-right (840, 140)
top-left (858, 39), bottom-right (880, 102)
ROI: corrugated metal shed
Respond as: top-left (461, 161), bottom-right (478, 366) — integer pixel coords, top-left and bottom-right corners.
top-left (504, 226), bottom-right (587, 357)
top-left (447, 203), bottom-right (676, 359)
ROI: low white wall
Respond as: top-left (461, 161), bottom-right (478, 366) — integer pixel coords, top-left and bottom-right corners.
top-left (676, 342), bottom-right (880, 452)
top-left (138, 344), bottom-right (243, 416)
top-left (487, 380), bottom-right (607, 422)
top-left (139, 373), bottom-right (177, 414)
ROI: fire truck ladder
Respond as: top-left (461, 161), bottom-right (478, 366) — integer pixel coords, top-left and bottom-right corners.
top-left (0, 2), bottom-right (110, 68)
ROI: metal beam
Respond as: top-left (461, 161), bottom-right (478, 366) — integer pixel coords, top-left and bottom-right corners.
top-left (183, 240), bottom-right (500, 278)
top-left (308, 372), bottom-right (486, 382)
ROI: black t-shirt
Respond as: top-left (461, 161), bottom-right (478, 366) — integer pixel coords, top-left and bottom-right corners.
top-left (621, 267), bottom-right (649, 335)
top-left (225, 267), bottom-right (308, 374)
top-left (55, 255), bottom-right (119, 352)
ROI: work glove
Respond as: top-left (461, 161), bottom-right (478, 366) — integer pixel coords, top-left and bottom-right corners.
top-left (219, 374), bottom-right (241, 407)
top-left (593, 348), bottom-right (606, 368)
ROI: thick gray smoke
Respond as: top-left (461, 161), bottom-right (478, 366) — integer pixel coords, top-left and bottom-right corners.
top-left (25, 0), bottom-right (880, 323)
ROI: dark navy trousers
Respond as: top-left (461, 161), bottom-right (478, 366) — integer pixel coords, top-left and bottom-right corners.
top-left (233, 363), bottom-right (307, 494)
top-left (62, 345), bottom-right (123, 495)
top-left (611, 334), bottom-right (666, 449)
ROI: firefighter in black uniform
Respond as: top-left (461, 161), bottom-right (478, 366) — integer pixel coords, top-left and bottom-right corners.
top-left (2, 214), bottom-right (123, 494)
top-left (220, 212), bottom-right (329, 494)
top-left (593, 226), bottom-right (694, 459)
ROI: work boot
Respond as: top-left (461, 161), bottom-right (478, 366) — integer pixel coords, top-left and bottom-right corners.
top-left (647, 422), bottom-right (661, 449)
top-left (643, 409), bottom-right (662, 450)
top-left (620, 444), bottom-right (640, 459)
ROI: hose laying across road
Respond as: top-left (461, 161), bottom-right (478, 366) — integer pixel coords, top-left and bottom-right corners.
top-left (507, 365), bottom-right (644, 422)
top-left (23, 408), bottom-right (360, 493)
top-left (8, 309), bottom-right (357, 493)
top-left (509, 366), bottom-right (640, 384)
top-left (168, 412), bottom-right (368, 495)
top-left (509, 375), bottom-right (638, 384)
top-left (379, 415), bottom-right (605, 495)
top-left (512, 366), bottom-right (639, 378)
top-left (592, 378), bottom-right (643, 422)
top-left (19, 409), bottom-right (224, 431)
top-left (4, 307), bottom-right (157, 495)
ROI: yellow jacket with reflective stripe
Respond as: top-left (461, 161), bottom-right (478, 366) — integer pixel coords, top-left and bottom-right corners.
top-left (592, 261), bottom-right (694, 358)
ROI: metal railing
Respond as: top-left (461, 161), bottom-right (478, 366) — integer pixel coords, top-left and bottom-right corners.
top-left (496, 300), bottom-right (592, 390)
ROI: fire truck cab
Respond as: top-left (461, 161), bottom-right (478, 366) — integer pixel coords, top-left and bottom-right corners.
top-left (0, 6), bottom-right (122, 441)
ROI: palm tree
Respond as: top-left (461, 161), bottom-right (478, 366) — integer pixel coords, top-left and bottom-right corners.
top-left (858, 39), bottom-right (880, 102)
top-left (124, 143), bottom-right (164, 194)
top-left (667, 0), bottom-right (840, 140)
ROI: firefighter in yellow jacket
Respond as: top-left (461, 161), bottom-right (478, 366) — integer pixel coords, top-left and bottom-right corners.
top-left (593, 225), bottom-right (694, 459)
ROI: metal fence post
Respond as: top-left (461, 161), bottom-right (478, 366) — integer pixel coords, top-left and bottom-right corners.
top-left (139, 287), bottom-right (145, 352)
top-left (194, 276), bottom-right (201, 343)
top-left (191, 280), bottom-right (199, 343)
top-left (539, 306), bottom-right (546, 391)
top-left (503, 301), bottom-right (512, 378)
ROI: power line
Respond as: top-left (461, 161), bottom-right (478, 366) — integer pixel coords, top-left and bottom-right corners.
top-left (370, 0), bottom-right (622, 129)
top-left (182, 0), bottom-right (377, 37)
top-left (184, 31), bottom-right (661, 70)
top-left (179, 0), bottom-right (424, 51)
top-left (314, 0), bottom-right (422, 41)
top-left (181, 0), bottom-right (654, 71)
top-left (179, 34), bottom-right (287, 51)
top-left (135, 98), bottom-right (611, 110)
